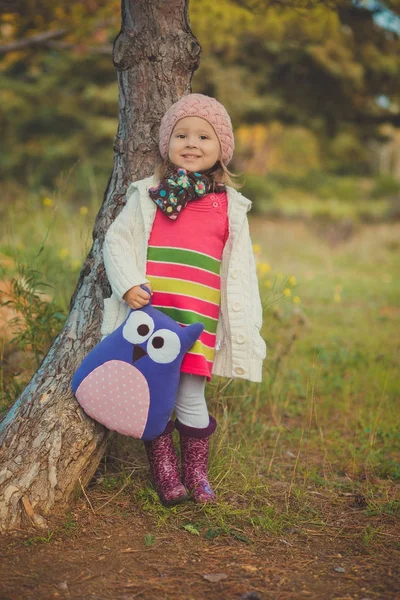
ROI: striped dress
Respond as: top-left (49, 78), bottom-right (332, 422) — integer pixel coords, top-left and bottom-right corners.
top-left (146, 191), bottom-right (229, 380)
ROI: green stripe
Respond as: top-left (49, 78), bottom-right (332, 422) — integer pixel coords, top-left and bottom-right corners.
top-left (147, 247), bottom-right (220, 275)
top-left (153, 306), bottom-right (218, 334)
top-left (148, 276), bottom-right (220, 304)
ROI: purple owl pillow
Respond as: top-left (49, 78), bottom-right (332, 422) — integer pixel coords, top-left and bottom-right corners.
top-left (72, 295), bottom-right (204, 441)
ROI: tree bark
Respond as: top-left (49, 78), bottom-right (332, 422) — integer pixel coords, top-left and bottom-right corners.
top-left (0, 0), bottom-right (201, 532)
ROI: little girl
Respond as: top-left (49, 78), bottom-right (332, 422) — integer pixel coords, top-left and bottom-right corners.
top-left (102, 94), bottom-right (266, 505)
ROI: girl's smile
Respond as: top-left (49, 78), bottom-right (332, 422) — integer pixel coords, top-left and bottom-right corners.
top-left (168, 116), bottom-right (221, 172)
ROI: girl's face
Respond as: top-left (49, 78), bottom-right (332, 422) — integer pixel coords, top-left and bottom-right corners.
top-left (168, 116), bottom-right (221, 172)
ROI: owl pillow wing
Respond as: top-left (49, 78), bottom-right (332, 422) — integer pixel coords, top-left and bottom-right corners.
top-left (72, 297), bottom-right (204, 441)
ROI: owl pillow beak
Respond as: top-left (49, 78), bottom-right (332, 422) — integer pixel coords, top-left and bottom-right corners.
top-left (132, 344), bottom-right (148, 363)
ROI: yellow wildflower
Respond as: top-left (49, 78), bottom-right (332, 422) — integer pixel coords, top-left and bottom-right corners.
top-left (58, 248), bottom-right (70, 260)
top-left (283, 288), bottom-right (291, 297)
top-left (334, 292), bottom-right (341, 303)
top-left (252, 244), bottom-right (261, 254)
top-left (79, 206), bottom-right (89, 216)
top-left (264, 280), bottom-right (272, 288)
top-left (293, 296), bottom-right (301, 304)
top-left (71, 259), bottom-right (82, 271)
top-left (42, 197), bottom-right (54, 207)
top-left (288, 275), bottom-right (296, 286)
top-left (258, 263), bottom-right (271, 274)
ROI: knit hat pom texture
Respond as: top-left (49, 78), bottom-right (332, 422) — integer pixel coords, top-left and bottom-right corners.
top-left (159, 94), bottom-right (234, 165)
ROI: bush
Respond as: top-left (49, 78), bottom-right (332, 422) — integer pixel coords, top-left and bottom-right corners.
top-left (370, 174), bottom-right (400, 199)
top-left (241, 173), bottom-right (282, 213)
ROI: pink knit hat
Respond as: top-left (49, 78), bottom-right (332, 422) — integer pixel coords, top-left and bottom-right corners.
top-left (159, 94), bottom-right (234, 165)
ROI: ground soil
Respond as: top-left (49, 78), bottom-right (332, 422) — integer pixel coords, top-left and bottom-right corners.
top-left (0, 473), bottom-right (399, 600)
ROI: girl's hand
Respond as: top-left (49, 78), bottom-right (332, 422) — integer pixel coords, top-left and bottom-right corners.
top-left (123, 283), bottom-right (153, 309)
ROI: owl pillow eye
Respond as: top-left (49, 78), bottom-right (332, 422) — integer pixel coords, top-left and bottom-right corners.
top-left (147, 329), bottom-right (181, 364)
top-left (123, 312), bottom-right (154, 344)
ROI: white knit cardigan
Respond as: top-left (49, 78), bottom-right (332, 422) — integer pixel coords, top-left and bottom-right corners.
top-left (102, 176), bottom-right (266, 382)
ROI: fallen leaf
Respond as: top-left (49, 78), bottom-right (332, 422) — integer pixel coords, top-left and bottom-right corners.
top-left (58, 582), bottom-right (68, 590)
top-left (203, 573), bottom-right (228, 583)
top-left (242, 565), bottom-right (258, 573)
top-left (183, 524), bottom-right (200, 536)
top-left (334, 566), bottom-right (345, 573)
top-left (229, 529), bottom-right (250, 543)
top-left (144, 533), bottom-right (156, 546)
top-left (279, 538), bottom-right (294, 546)
top-left (205, 527), bottom-right (223, 539)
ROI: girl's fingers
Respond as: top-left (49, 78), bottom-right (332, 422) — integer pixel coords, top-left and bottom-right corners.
top-left (125, 284), bottom-right (152, 309)
top-left (130, 296), bottom-right (150, 309)
top-left (142, 285), bottom-right (153, 298)
top-left (138, 289), bottom-right (151, 300)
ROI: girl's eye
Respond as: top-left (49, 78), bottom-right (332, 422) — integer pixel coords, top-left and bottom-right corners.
top-left (177, 134), bottom-right (186, 139)
top-left (200, 135), bottom-right (208, 140)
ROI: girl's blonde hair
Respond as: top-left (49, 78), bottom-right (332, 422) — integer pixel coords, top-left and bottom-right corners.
top-left (154, 156), bottom-right (241, 190)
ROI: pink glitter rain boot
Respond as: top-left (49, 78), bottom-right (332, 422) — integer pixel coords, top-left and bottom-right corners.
top-left (143, 421), bottom-right (189, 506)
top-left (175, 416), bottom-right (217, 504)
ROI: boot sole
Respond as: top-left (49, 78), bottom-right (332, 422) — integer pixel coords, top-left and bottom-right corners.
top-left (161, 493), bottom-right (190, 507)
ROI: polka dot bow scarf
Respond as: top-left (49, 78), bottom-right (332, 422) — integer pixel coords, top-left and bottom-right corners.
top-left (148, 168), bottom-right (225, 220)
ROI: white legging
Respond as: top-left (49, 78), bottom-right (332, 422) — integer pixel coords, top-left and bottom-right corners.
top-left (174, 373), bottom-right (209, 428)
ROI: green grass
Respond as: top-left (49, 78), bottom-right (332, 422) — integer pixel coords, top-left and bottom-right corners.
top-left (1, 183), bottom-right (399, 545)
top-left (0, 180), bottom-right (101, 411)
top-left (0, 176), bottom-right (99, 312)
top-left (242, 171), bottom-right (400, 222)
top-left (250, 219), bottom-right (400, 484)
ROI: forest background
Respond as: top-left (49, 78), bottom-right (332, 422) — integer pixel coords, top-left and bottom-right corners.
top-left (2, 0), bottom-right (400, 217)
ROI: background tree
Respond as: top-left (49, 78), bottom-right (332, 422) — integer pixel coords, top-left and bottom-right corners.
top-left (0, 0), bottom-right (201, 532)
top-left (1, 0), bottom-right (400, 188)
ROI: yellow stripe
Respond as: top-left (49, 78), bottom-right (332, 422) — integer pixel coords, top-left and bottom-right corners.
top-left (188, 340), bottom-right (215, 361)
top-left (147, 276), bottom-right (220, 304)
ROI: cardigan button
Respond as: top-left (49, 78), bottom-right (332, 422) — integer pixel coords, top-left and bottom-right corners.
top-left (235, 366), bottom-right (245, 375)
top-left (213, 201), bottom-right (219, 208)
top-left (231, 269), bottom-right (239, 279)
top-left (232, 302), bottom-right (241, 312)
top-left (236, 334), bottom-right (245, 344)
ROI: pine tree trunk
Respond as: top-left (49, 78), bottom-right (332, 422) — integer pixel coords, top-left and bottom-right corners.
top-left (0, 0), bottom-right (201, 532)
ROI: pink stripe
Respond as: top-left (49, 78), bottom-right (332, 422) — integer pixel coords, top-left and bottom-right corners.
top-left (147, 262), bottom-right (220, 289)
top-left (199, 330), bottom-right (216, 347)
top-left (151, 292), bottom-right (220, 320)
top-left (181, 353), bottom-right (213, 378)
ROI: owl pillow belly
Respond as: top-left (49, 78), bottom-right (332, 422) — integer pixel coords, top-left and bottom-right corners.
top-left (72, 301), bottom-right (204, 441)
